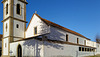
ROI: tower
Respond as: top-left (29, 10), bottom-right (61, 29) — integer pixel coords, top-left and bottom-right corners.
top-left (2, 0), bottom-right (28, 57)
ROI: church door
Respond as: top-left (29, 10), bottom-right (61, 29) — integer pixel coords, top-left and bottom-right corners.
top-left (17, 45), bottom-right (22, 57)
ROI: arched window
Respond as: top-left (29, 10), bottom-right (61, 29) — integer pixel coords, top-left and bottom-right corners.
top-left (66, 34), bottom-right (68, 41)
top-left (17, 44), bottom-right (22, 57)
top-left (16, 4), bottom-right (21, 15)
top-left (6, 4), bottom-right (8, 15)
top-left (16, 24), bottom-right (19, 28)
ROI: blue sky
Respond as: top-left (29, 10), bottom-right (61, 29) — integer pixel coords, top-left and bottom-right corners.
top-left (0, 0), bottom-right (100, 41)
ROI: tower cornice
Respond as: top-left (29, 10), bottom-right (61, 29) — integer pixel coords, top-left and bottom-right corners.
top-left (2, 16), bottom-right (28, 23)
top-left (1, 0), bottom-right (7, 3)
top-left (18, 0), bottom-right (28, 4)
top-left (2, 0), bottom-right (28, 4)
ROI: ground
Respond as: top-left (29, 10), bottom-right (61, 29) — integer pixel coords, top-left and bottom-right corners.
top-left (85, 54), bottom-right (100, 57)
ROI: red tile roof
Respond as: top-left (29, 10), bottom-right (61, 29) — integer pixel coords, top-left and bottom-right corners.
top-left (0, 34), bottom-right (2, 41)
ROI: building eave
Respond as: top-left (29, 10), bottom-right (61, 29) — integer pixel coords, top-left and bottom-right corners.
top-left (18, 0), bottom-right (28, 4)
top-left (10, 36), bottom-right (96, 49)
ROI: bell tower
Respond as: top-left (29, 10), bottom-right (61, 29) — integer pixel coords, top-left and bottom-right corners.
top-left (2, 0), bottom-right (28, 57)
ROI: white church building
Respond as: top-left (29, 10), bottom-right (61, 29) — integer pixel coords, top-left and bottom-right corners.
top-left (1, 0), bottom-right (100, 57)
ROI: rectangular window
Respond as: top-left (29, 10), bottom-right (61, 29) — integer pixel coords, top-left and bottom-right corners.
top-left (6, 4), bottom-right (8, 15)
top-left (82, 47), bottom-right (84, 51)
top-left (79, 47), bottom-right (81, 51)
top-left (85, 48), bottom-right (87, 51)
top-left (92, 49), bottom-right (93, 52)
top-left (66, 34), bottom-right (68, 41)
top-left (87, 48), bottom-right (89, 52)
top-left (84, 40), bottom-right (86, 45)
top-left (34, 27), bottom-right (37, 35)
top-left (17, 4), bottom-right (21, 15)
top-left (77, 38), bottom-right (79, 44)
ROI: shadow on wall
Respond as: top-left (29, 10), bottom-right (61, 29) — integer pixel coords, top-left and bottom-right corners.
top-left (23, 37), bottom-right (64, 56)
top-left (48, 27), bottom-right (65, 41)
top-left (23, 39), bottom-right (41, 57)
top-left (23, 26), bottom-right (66, 56)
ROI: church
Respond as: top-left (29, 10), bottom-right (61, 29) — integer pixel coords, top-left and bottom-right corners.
top-left (1, 0), bottom-right (100, 57)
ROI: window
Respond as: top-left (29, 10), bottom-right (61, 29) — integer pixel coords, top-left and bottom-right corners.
top-left (82, 47), bottom-right (84, 51)
top-left (79, 47), bottom-right (94, 52)
top-left (6, 4), bottom-right (8, 15)
top-left (16, 24), bottom-right (19, 28)
top-left (79, 47), bottom-right (81, 51)
top-left (66, 34), bottom-right (68, 41)
top-left (77, 38), bottom-right (79, 44)
top-left (92, 49), bottom-right (93, 52)
top-left (34, 27), bottom-right (37, 35)
top-left (16, 4), bottom-right (21, 15)
top-left (87, 48), bottom-right (89, 51)
top-left (84, 40), bottom-right (86, 45)
top-left (85, 48), bottom-right (87, 51)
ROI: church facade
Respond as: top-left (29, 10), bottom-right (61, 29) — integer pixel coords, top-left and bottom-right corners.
top-left (1, 0), bottom-right (100, 57)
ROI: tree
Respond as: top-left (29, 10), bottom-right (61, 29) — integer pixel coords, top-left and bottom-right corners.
top-left (96, 34), bottom-right (100, 43)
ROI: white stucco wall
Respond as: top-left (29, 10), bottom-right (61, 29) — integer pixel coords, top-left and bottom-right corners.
top-left (96, 43), bottom-right (100, 54)
top-left (3, 38), bottom-right (9, 55)
top-left (47, 26), bottom-right (88, 46)
top-left (44, 41), bottom-right (95, 57)
top-left (13, 20), bottom-right (25, 38)
top-left (10, 39), bottom-right (44, 57)
top-left (25, 14), bottom-right (50, 38)
top-left (4, 19), bottom-right (9, 37)
top-left (86, 40), bottom-right (96, 47)
top-left (10, 38), bottom-right (98, 57)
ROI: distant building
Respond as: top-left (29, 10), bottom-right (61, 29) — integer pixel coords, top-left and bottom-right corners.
top-left (1, 0), bottom-right (100, 57)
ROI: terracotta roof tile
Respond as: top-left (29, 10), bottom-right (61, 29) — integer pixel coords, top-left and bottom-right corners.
top-left (0, 34), bottom-right (2, 41)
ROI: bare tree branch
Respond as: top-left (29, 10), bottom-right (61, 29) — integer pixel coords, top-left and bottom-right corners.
top-left (95, 34), bottom-right (100, 43)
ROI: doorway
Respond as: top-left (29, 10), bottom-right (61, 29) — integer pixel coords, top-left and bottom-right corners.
top-left (17, 44), bottom-right (22, 57)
